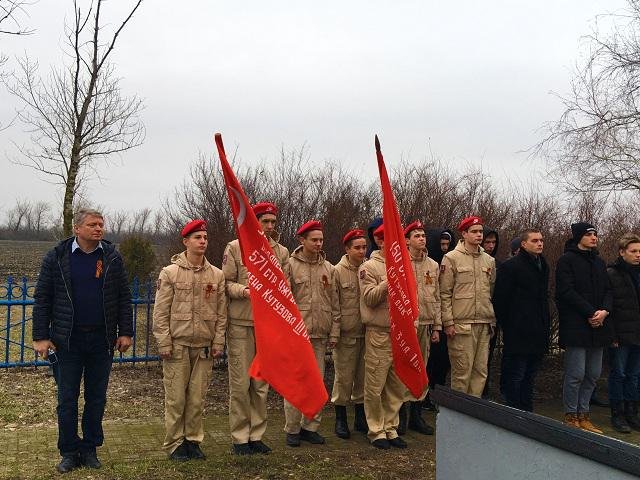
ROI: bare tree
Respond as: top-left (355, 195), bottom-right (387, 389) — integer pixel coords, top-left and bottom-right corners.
top-left (29, 200), bottom-right (50, 232)
top-left (5, 198), bottom-right (31, 231)
top-left (0, 1), bottom-right (34, 36)
top-left (4, 0), bottom-right (144, 236)
top-left (535, 0), bottom-right (640, 193)
top-left (128, 207), bottom-right (152, 234)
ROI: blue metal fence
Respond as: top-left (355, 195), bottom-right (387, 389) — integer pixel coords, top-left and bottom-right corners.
top-left (0, 276), bottom-right (159, 368)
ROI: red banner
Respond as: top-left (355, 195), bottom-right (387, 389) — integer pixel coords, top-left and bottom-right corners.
top-left (215, 133), bottom-right (328, 418)
top-left (375, 135), bottom-right (428, 398)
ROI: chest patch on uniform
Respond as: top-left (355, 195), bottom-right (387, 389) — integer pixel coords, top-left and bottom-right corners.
top-left (95, 260), bottom-right (103, 279)
top-left (359, 269), bottom-right (366, 280)
top-left (205, 284), bottom-right (214, 298)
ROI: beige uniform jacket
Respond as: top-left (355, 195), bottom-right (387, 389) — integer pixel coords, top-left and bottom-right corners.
top-left (289, 246), bottom-right (340, 341)
top-left (334, 255), bottom-right (364, 338)
top-left (410, 252), bottom-right (442, 329)
top-left (439, 241), bottom-right (496, 328)
top-left (358, 250), bottom-right (390, 331)
top-left (222, 235), bottom-right (290, 326)
top-left (152, 252), bottom-right (227, 354)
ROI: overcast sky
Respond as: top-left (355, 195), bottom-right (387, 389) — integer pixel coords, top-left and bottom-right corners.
top-left (0, 0), bottom-right (628, 221)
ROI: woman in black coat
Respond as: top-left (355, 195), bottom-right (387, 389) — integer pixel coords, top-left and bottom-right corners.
top-left (606, 234), bottom-right (640, 433)
top-left (492, 229), bottom-right (549, 411)
top-left (555, 222), bottom-right (613, 433)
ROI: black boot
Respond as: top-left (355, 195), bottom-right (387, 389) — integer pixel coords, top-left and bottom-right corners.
top-left (625, 401), bottom-right (640, 431)
top-left (353, 403), bottom-right (368, 433)
top-left (408, 401), bottom-right (434, 435)
top-left (397, 402), bottom-right (409, 436)
top-left (334, 405), bottom-right (350, 439)
top-left (611, 402), bottom-right (631, 433)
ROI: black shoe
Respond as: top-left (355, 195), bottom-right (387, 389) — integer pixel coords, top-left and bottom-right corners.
top-left (397, 402), bottom-right (409, 436)
top-left (249, 440), bottom-right (272, 454)
top-left (232, 443), bottom-right (254, 455)
top-left (286, 433), bottom-right (301, 447)
top-left (334, 405), bottom-right (351, 439)
top-left (79, 451), bottom-right (101, 469)
top-left (57, 454), bottom-right (79, 474)
top-left (388, 436), bottom-right (408, 449)
top-left (299, 428), bottom-right (325, 444)
top-left (422, 396), bottom-right (437, 412)
top-left (353, 403), bottom-right (368, 433)
top-left (371, 438), bottom-right (391, 450)
top-left (408, 401), bottom-right (435, 435)
top-left (169, 442), bottom-right (190, 462)
top-left (625, 401), bottom-right (640, 431)
top-left (186, 441), bottom-right (206, 460)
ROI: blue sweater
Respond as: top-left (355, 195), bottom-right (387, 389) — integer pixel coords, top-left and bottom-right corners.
top-left (69, 248), bottom-right (105, 327)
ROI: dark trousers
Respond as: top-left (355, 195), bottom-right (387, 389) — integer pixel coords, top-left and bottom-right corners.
top-left (608, 345), bottom-right (640, 402)
top-left (427, 334), bottom-right (450, 388)
top-left (501, 352), bottom-right (542, 412)
top-left (53, 329), bottom-right (113, 455)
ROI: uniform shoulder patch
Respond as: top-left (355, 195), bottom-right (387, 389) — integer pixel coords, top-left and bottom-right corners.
top-left (222, 253), bottom-right (228, 266)
top-left (359, 269), bottom-right (366, 280)
top-left (156, 278), bottom-right (162, 291)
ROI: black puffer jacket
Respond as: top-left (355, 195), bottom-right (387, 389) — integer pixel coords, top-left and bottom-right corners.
top-left (32, 237), bottom-right (133, 349)
top-left (555, 240), bottom-right (613, 348)
top-left (607, 257), bottom-right (640, 346)
top-left (492, 250), bottom-right (550, 355)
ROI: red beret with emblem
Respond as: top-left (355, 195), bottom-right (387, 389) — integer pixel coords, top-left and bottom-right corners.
top-left (403, 220), bottom-right (424, 237)
top-left (252, 202), bottom-right (278, 217)
top-left (342, 229), bottom-right (365, 245)
top-left (373, 224), bottom-right (384, 238)
top-left (181, 219), bottom-right (207, 238)
top-left (296, 220), bottom-right (323, 236)
top-left (457, 216), bottom-right (483, 232)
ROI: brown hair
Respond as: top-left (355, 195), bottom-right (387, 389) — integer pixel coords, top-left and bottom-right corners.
top-left (618, 233), bottom-right (640, 251)
top-left (519, 228), bottom-right (542, 242)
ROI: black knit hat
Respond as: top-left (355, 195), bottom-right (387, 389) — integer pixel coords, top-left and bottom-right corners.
top-left (571, 222), bottom-right (597, 242)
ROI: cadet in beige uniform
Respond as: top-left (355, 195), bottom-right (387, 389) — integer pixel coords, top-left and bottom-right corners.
top-left (285, 220), bottom-right (340, 447)
top-left (440, 216), bottom-right (496, 397)
top-left (222, 202), bottom-right (290, 455)
top-left (360, 224), bottom-right (408, 450)
top-left (332, 229), bottom-right (368, 440)
top-left (404, 221), bottom-right (441, 435)
top-left (153, 220), bottom-right (227, 461)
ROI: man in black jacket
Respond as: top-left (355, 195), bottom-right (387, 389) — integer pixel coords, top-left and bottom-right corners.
top-left (556, 222), bottom-right (613, 434)
top-left (607, 233), bottom-right (640, 433)
top-left (493, 229), bottom-right (549, 412)
top-left (32, 209), bottom-right (133, 473)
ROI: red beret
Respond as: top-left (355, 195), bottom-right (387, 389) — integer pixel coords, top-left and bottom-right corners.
top-left (343, 229), bottom-right (365, 245)
top-left (403, 220), bottom-right (424, 237)
top-left (373, 224), bottom-right (384, 238)
top-left (296, 220), bottom-right (323, 236)
top-left (252, 202), bottom-right (277, 217)
top-left (181, 219), bottom-right (207, 237)
top-left (457, 216), bottom-right (483, 232)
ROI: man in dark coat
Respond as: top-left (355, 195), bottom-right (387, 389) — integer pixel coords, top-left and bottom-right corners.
top-left (493, 229), bottom-right (549, 412)
top-left (607, 233), bottom-right (640, 433)
top-left (481, 227), bottom-right (501, 399)
top-left (424, 228), bottom-right (455, 410)
top-left (556, 222), bottom-right (613, 434)
top-left (32, 209), bottom-right (133, 473)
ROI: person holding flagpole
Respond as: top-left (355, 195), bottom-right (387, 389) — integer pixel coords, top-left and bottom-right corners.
top-left (439, 216), bottom-right (496, 397)
top-left (359, 224), bottom-right (409, 449)
top-left (284, 220), bottom-right (340, 447)
top-left (222, 202), bottom-right (290, 455)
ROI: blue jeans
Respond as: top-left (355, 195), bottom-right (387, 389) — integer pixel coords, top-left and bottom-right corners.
top-left (500, 353), bottom-right (542, 412)
top-left (53, 329), bottom-right (113, 455)
top-left (562, 347), bottom-right (603, 414)
top-left (608, 345), bottom-right (640, 402)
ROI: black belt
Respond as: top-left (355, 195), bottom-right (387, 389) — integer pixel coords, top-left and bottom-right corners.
top-left (74, 325), bottom-right (104, 333)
